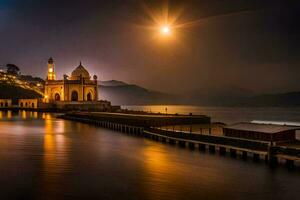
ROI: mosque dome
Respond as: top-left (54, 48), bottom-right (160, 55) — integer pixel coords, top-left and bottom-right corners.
top-left (70, 62), bottom-right (90, 80)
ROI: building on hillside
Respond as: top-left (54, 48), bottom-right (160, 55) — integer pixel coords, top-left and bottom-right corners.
top-left (223, 122), bottom-right (298, 144)
top-left (44, 58), bottom-right (98, 102)
top-left (19, 99), bottom-right (38, 108)
top-left (0, 99), bottom-right (12, 108)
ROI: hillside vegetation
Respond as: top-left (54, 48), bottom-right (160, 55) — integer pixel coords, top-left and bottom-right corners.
top-left (0, 84), bottom-right (42, 104)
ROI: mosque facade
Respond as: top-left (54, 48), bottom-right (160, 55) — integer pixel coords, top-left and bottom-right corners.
top-left (44, 58), bottom-right (98, 103)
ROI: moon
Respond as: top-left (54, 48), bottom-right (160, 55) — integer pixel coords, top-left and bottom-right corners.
top-left (160, 25), bottom-right (170, 35)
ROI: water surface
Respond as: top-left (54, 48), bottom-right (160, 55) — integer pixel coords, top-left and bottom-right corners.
top-left (122, 105), bottom-right (300, 124)
top-left (0, 111), bottom-right (299, 200)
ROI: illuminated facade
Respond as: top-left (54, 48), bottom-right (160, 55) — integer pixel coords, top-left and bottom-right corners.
top-left (0, 99), bottom-right (12, 107)
top-left (44, 58), bottom-right (98, 102)
top-left (19, 99), bottom-right (38, 108)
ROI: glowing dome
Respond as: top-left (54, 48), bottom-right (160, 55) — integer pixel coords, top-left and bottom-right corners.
top-left (70, 62), bottom-right (90, 80)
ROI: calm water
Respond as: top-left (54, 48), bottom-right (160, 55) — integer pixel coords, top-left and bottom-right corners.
top-left (123, 105), bottom-right (300, 139)
top-left (0, 110), bottom-right (299, 200)
top-left (122, 105), bottom-right (300, 124)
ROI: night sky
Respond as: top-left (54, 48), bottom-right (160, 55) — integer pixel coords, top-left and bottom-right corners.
top-left (0, 0), bottom-right (299, 95)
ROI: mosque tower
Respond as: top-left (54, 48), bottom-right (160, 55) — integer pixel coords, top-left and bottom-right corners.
top-left (47, 57), bottom-right (56, 80)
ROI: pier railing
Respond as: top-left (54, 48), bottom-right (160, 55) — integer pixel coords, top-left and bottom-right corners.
top-left (148, 128), bottom-right (270, 151)
top-left (59, 112), bottom-right (300, 167)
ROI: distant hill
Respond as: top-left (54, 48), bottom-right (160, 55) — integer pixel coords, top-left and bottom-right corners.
top-left (1, 77), bottom-right (299, 107)
top-left (99, 80), bottom-right (300, 106)
top-left (187, 91), bottom-right (300, 106)
top-left (98, 80), bottom-right (128, 87)
top-left (245, 92), bottom-right (300, 107)
top-left (0, 84), bottom-right (42, 104)
top-left (99, 80), bottom-right (181, 105)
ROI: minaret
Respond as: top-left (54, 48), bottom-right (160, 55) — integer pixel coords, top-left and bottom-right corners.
top-left (47, 57), bottom-right (56, 80)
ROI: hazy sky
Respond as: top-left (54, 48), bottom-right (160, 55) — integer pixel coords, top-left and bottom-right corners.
top-left (0, 0), bottom-right (299, 95)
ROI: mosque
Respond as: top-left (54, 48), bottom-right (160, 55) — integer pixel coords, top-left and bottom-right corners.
top-left (0, 57), bottom-right (114, 111)
top-left (44, 57), bottom-right (98, 102)
top-left (41, 57), bottom-right (112, 111)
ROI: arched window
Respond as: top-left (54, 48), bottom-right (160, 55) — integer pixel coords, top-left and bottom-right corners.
top-left (71, 91), bottom-right (79, 101)
top-left (55, 93), bottom-right (60, 101)
top-left (87, 92), bottom-right (92, 101)
top-left (5, 102), bottom-right (8, 107)
top-left (32, 103), bottom-right (34, 108)
top-left (25, 102), bottom-right (28, 107)
top-left (0, 102), bottom-right (3, 107)
top-left (20, 102), bottom-right (23, 107)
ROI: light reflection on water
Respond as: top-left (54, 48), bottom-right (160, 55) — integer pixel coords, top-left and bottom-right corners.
top-left (123, 105), bottom-right (300, 139)
top-left (41, 116), bottom-right (70, 197)
top-left (0, 111), bottom-right (299, 200)
top-left (122, 105), bottom-right (300, 124)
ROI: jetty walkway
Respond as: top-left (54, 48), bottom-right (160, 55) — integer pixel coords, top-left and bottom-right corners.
top-left (59, 111), bottom-right (300, 169)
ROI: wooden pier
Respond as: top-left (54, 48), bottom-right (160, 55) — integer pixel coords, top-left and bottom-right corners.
top-left (59, 112), bottom-right (300, 169)
top-left (62, 111), bottom-right (211, 127)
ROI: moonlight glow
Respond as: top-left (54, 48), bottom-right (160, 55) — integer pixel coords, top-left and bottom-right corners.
top-left (161, 25), bottom-right (170, 35)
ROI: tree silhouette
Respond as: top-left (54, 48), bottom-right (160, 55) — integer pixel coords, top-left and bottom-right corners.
top-left (6, 64), bottom-right (20, 75)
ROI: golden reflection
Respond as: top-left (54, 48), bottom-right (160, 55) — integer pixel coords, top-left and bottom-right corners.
top-left (42, 113), bottom-right (52, 120)
top-left (33, 111), bottom-right (38, 119)
top-left (0, 111), bottom-right (2, 119)
top-left (142, 144), bottom-right (181, 198)
top-left (21, 110), bottom-right (27, 119)
top-left (45, 113), bottom-right (52, 120)
top-left (44, 117), bottom-right (68, 166)
top-left (143, 145), bottom-right (172, 170)
top-left (7, 110), bottom-right (12, 119)
top-left (44, 133), bottom-right (55, 152)
top-left (142, 142), bottom-right (224, 198)
top-left (42, 116), bottom-right (69, 194)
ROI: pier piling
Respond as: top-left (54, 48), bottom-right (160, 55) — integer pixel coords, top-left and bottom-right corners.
top-left (242, 151), bottom-right (247, 160)
top-left (209, 145), bottom-right (215, 153)
top-left (178, 141), bottom-right (186, 148)
top-left (188, 142), bottom-right (195, 150)
top-left (230, 149), bottom-right (237, 157)
top-left (253, 153), bottom-right (260, 162)
top-left (219, 147), bottom-right (226, 156)
top-left (199, 144), bottom-right (206, 152)
top-left (286, 159), bottom-right (295, 169)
